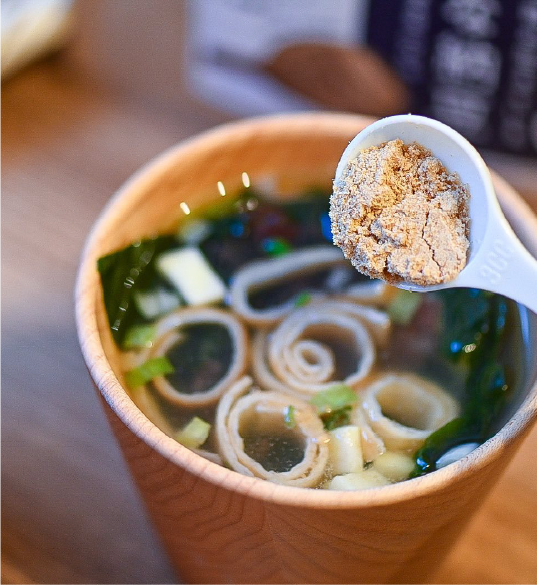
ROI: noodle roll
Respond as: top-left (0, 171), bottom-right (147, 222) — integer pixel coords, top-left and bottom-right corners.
top-left (360, 373), bottom-right (460, 451)
top-left (215, 376), bottom-right (329, 487)
top-left (229, 246), bottom-right (390, 327)
top-left (351, 406), bottom-right (386, 462)
top-left (139, 307), bottom-right (248, 407)
top-left (252, 302), bottom-right (382, 399)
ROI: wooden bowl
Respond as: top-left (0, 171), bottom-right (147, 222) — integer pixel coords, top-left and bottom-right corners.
top-left (76, 113), bottom-right (537, 584)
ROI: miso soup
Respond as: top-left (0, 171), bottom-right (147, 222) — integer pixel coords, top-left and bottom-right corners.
top-left (97, 184), bottom-right (526, 489)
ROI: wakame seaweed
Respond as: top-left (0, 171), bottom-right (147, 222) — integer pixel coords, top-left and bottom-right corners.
top-left (163, 323), bottom-right (233, 395)
top-left (199, 187), bottom-right (331, 282)
top-left (98, 188), bottom-right (331, 341)
top-left (98, 180), bottom-right (526, 489)
top-left (412, 289), bottom-right (510, 476)
top-left (97, 235), bottom-right (177, 346)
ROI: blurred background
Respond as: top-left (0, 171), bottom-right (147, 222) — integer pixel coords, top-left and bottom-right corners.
top-left (2, 1), bottom-right (537, 583)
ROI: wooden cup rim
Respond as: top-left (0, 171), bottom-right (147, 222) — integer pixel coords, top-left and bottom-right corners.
top-left (75, 112), bottom-right (537, 509)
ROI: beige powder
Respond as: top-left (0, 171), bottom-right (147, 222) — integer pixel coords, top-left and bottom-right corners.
top-left (330, 139), bottom-right (470, 286)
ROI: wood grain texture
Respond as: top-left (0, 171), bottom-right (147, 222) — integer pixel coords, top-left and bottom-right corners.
top-left (76, 113), bottom-right (537, 584)
top-left (3, 2), bottom-right (537, 582)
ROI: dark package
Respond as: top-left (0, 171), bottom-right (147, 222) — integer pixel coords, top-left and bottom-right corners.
top-left (187, 0), bottom-right (537, 157)
top-left (367, 0), bottom-right (537, 156)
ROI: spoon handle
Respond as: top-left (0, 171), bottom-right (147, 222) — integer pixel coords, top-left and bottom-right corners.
top-left (461, 211), bottom-right (537, 313)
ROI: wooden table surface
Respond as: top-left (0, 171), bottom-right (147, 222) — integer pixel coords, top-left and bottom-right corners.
top-left (2, 3), bottom-right (537, 583)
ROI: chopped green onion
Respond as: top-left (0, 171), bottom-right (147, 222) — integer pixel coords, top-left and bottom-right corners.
top-left (284, 405), bottom-right (296, 428)
top-left (387, 289), bottom-right (423, 325)
top-left (125, 356), bottom-right (174, 388)
top-left (176, 416), bottom-right (211, 449)
top-left (310, 384), bottom-right (357, 414)
top-left (311, 386), bottom-right (355, 431)
top-left (123, 324), bottom-right (156, 349)
top-left (321, 406), bottom-right (352, 431)
top-left (294, 292), bottom-right (312, 307)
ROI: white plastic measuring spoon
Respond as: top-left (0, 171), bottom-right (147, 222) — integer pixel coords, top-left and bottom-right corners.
top-left (334, 114), bottom-right (537, 313)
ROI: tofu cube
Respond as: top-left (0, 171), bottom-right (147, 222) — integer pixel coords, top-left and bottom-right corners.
top-left (372, 451), bottom-right (415, 482)
top-left (327, 469), bottom-right (391, 491)
top-left (157, 247), bottom-right (226, 306)
top-left (328, 425), bottom-right (363, 475)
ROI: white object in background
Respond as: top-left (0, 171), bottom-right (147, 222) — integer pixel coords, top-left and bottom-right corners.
top-left (186, 0), bottom-right (369, 116)
top-left (335, 114), bottom-right (537, 313)
top-left (2, 0), bottom-right (73, 79)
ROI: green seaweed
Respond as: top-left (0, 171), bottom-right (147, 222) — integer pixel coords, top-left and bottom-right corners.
top-left (412, 289), bottom-right (510, 477)
top-left (97, 235), bottom-right (177, 346)
top-left (164, 324), bottom-right (233, 395)
top-left (97, 187), bottom-right (331, 344)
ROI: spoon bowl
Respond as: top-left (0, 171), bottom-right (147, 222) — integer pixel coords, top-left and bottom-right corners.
top-left (335, 115), bottom-right (537, 312)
